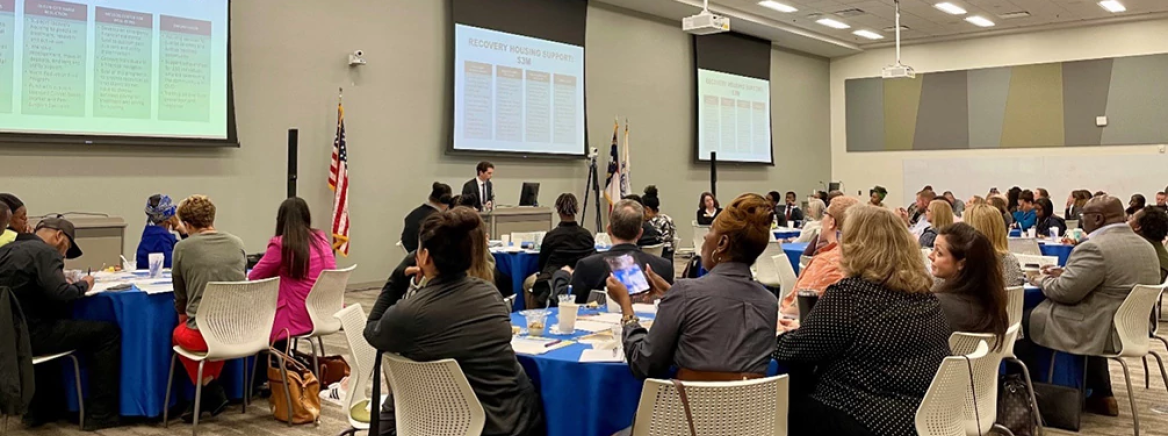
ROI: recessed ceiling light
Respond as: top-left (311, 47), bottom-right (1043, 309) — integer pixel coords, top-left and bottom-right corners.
top-left (853, 29), bottom-right (884, 40)
top-left (934, 2), bottom-right (967, 15)
top-left (816, 18), bottom-right (851, 29)
top-left (758, 1), bottom-right (798, 13)
top-left (999, 11), bottom-right (1031, 19)
top-left (964, 15), bottom-right (995, 27)
top-left (1099, 0), bottom-right (1126, 13)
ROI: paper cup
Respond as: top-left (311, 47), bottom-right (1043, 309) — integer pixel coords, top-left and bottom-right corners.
top-left (501, 234), bottom-right (512, 246)
top-left (558, 303), bottom-right (579, 333)
top-left (148, 253), bottom-right (164, 278)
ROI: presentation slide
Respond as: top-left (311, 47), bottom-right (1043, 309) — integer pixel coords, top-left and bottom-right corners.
top-left (0, 0), bottom-right (229, 140)
top-left (697, 69), bottom-right (772, 163)
top-left (453, 24), bottom-right (585, 156)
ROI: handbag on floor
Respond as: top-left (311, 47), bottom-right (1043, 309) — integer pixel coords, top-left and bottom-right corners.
top-left (267, 333), bottom-right (321, 425)
top-left (1032, 381), bottom-right (1081, 431)
top-left (291, 349), bottom-right (351, 386)
top-left (997, 374), bottom-right (1037, 436)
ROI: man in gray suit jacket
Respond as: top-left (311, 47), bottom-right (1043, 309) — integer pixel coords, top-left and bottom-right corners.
top-left (1028, 195), bottom-right (1160, 415)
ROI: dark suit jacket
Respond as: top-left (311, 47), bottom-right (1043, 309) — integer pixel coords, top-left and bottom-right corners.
top-left (696, 208), bottom-right (722, 226)
top-left (637, 222), bottom-right (663, 247)
top-left (400, 203), bottom-right (439, 253)
top-left (570, 243), bottom-right (673, 303)
top-left (1036, 215), bottom-right (1067, 238)
top-left (776, 204), bottom-right (804, 224)
top-left (462, 178), bottom-right (494, 212)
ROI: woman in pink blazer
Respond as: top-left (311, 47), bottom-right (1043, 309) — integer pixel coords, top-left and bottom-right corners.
top-left (248, 197), bottom-right (337, 342)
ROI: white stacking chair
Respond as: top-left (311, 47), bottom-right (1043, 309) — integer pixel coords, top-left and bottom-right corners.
top-left (1007, 238), bottom-right (1043, 256)
top-left (1088, 283), bottom-right (1168, 436)
top-left (917, 341), bottom-right (989, 436)
top-left (395, 240), bottom-right (408, 255)
top-left (772, 254), bottom-right (798, 302)
top-left (798, 255), bottom-right (812, 272)
top-left (692, 222), bottom-right (710, 254)
top-left (334, 304), bottom-right (378, 436)
top-left (642, 243), bottom-right (665, 258)
top-left (1005, 286), bottom-right (1025, 328)
top-left (382, 354), bottom-right (485, 436)
top-left (754, 241), bottom-right (784, 288)
top-left (949, 325), bottom-right (1033, 436)
top-left (163, 277), bottom-right (282, 434)
top-left (1015, 254), bottom-right (1059, 268)
top-left (922, 248), bottom-right (933, 274)
top-left (630, 375), bottom-right (789, 436)
top-left (31, 351), bottom-right (84, 429)
top-left (596, 233), bottom-right (613, 247)
top-left (294, 265), bottom-right (357, 380)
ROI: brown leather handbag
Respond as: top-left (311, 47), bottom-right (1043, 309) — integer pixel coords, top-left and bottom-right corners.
top-left (267, 334), bottom-right (321, 424)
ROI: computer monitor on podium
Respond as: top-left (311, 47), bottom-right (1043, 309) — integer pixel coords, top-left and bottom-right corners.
top-left (520, 183), bottom-right (541, 207)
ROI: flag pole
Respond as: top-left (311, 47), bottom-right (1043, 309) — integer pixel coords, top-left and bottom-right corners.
top-left (338, 87), bottom-right (343, 105)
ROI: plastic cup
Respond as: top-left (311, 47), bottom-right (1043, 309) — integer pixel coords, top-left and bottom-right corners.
top-left (501, 234), bottom-right (512, 246)
top-left (1026, 228), bottom-right (1036, 238)
top-left (558, 303), bottom-right (579, 334)
top-left (1049, 227), bottom-right (1059, 242)
top-left (148, 253), bottom-right (164, 278)
top-left (522, 310), bottom-right (548, 337)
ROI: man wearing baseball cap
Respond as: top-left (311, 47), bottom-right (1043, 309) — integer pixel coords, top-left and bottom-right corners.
top-left (0, 217), bottom-right (121, 430)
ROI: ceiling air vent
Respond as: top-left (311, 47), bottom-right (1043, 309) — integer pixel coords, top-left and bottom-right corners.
top-left (834, 8), bottom-right (866, 17)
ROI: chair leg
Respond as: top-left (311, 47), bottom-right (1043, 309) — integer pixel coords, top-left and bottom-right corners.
top-left (992, 423), bottom-right (1016, 436)
top-left (1145, 356), bottom-right (1151, 389)
top-left (163, 353), bottom-right (177, 427)
top-left (1114, 358), bottom-right (1139, 436)
top-left (1150, 351), bottom-right (1168, 394)
top-left (1006, 357), bottom-right (1044, 435)
top-left (193, 362), bottom-right (205, 436)
top-left (308, 338), bottom-right (320, 381)
top-left (318, 337), bottom-right (327, 358)
top-left (68, 355), bottom-right (84, 430)
top-left (249, 353), bottom-right (262, 407)
top-left (241, 356), bottom-right (250, 414)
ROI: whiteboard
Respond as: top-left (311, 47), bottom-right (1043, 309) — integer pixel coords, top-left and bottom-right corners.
top-left (902, 153), bottom-right (1168, 203)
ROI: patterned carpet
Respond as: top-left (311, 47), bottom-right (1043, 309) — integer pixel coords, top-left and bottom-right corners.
top-left (6, 287), bottom-right (1168, 436)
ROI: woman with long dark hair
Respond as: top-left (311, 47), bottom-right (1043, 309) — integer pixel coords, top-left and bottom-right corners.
top-left (696, 192), bottom-right (721, 225)
top-left (1007, 186), bottom-right (1022, 213)
top-left (249, 197), bottom-right (336, 342)
top-left (929, 222), bottom-right (1009, 346)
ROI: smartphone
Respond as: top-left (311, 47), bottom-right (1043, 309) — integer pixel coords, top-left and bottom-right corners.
top-left (605, 254), bottom-right (650, 295)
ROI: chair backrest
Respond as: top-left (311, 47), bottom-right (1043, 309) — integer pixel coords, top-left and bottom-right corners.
top-left (630, 375), bottom-right (788, 436)
top-left (1113, 283), bottom-right (1168, 358)
top-left (396, 240), bottom-right (408, 255)
top-left (335, 304), bottom-right (377, 426)
top-left (1007, 238), bottom-right (1042, 256)
top-left (596, 233), bottom-right (612, 246)
top-left (1005, 286), bottom-right (1024, 328)
top-left (304, 264), bottom-right (357, 337)
top-left (502, 295), bottom-right (516, 313)
top-left (917, 341), bottom-right (989, 436)
top-left (383, 353), bottom-right (486, 436)
top-left (921, 248), bottom-right (933, 274)
top-left (642, 243), bottom-right (665, 257)
top-left (798, 255), bottom-right (812, 272)
top-left (772, 254), bottom-right (798, 302)
top-left (692, 223), bottom-right (710, 253)
top-left (196, 277), bottom-right (280, 360)
top-left (1014, 254), bottom-right (1058, 268)
top-left (753, 241), bottom-right (784, 287)
top-left (948, 326), bottom-right (1017, 436)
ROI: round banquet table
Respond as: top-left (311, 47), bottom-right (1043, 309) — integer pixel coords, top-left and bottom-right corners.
top-left (1037, 242), bottom-right (1073, 266)
top-left (493, 249), bottom-right (540, 311)
top-left (66, 283), bottom-right (251, 417)
top-left (773, 228), bottom-right (801, 240)
top-left (781, 242), bottom-right (809, 275)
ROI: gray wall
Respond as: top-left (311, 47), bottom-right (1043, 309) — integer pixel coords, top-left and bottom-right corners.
top-left (0, 1), bottom-right (830, 285)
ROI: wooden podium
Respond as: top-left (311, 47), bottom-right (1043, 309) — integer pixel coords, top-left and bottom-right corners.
top-left (63, 216), bottom-right (128, 271)
top-left (483, 207), bottom-right (553, 238)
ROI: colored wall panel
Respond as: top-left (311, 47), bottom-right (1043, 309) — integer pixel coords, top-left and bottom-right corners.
top-left (1000, 63), bottom-right (1064, 148)
top-left (882, 76), bottom-right (923, 151)
top-left (1062, 58), bottom-right (1112, 146)
top-left (966, 68), bottom-right (1011, 149)
top-left (913, 70), bottom-right (969, 150)
top-left (1100, 55), bottom-right (1168, 145)
top-left (845, 78), bottom-right (885, 151)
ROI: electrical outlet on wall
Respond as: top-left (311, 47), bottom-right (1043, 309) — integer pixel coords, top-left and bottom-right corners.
top-left (1096, 116), bottom-right (1108, 127)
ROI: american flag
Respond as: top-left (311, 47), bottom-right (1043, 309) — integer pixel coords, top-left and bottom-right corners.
top-left (328, 103), bottom-right (351, 256)
top-left (602, 119), bottom-right (621, 212)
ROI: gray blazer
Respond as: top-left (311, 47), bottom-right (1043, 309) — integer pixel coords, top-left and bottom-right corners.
top-left (1030, 225), bottom-right (1161, 355)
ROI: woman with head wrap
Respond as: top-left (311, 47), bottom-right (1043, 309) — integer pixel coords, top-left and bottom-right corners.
top-left (136, 194), bottom-right (187, 270)
top-left (869, 186), bottom-right (888, 208)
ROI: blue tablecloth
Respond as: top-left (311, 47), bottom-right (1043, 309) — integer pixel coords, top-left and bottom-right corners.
top-left (67, 286), bottom-right (251, 417)
top-left (773, 229), bottom-right (801, 240)
top-left (493, 251), bottom-right (540, 311)
top-left (1022, 286), bottom-right (1084, 388)
top-left (782, 242), bottom-right (808, 275)
top-left (1038, 242), bottom-right (1073, 266)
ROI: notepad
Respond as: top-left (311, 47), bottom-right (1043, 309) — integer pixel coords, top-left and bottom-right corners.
top-left (581, 313), bottom-right (623, 324)
top-left (573, 320), bottom-right (620, 333)
top-left (510, 337), bottom-right (573, 355)
top-left (632, 303), bottom-right (657, 315)
top-left (579, 348), bottom-right (624, 363)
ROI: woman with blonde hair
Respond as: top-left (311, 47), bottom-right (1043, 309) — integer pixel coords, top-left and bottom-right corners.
top-left (963, 204), bottom-right (1025, 286)
top-left (774, 205), bottom-right (950, 436)
top-left (917, 200), bottom-right (955, 248)
top-left (795, 198), bottom-right (827, 243)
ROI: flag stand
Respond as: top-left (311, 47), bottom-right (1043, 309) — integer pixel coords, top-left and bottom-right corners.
top-left (580, 147), bottom-right (604, 232)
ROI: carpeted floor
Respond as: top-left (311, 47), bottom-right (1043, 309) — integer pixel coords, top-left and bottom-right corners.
top-left (7, 286), bottom-right (1168, 436)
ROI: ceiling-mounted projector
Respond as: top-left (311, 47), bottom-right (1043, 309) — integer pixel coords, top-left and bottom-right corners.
top-left (683, 10), bottom-right (730, 35)
top-left (882, 62), bottom-right (915, 79)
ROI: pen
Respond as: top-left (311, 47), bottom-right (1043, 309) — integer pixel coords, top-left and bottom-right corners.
top-left (87, 268), bottom-right (91, 276)
top-left (543, 339), bottom-right (562, 348)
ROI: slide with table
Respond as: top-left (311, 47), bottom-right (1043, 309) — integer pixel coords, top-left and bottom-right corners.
top-left (0, 0), bottom-right (229, 141)
top-left (697, 69), bottom-right (771, 163)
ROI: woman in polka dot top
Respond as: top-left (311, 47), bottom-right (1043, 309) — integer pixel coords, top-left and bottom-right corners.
top-left (773, 205), bottom-right (951, 436)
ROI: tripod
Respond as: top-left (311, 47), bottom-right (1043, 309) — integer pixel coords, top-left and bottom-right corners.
top-left (580, 149), bottom-right (604, 232)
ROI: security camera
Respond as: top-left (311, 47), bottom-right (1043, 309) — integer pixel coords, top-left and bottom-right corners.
top-left (354, 50), bottom-right (364, 57)
top-left (348, 50), bottom-right (366, 66)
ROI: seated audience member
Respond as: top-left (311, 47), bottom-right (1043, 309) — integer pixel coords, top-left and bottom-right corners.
top-left (643, 186), bottom-right (676, 260)
top-left (1036, 188), bottom-right (1050, 200)
top-left (929, 223), bottom-right (1010, 339)
top-left (943, 191), bottom-right (965, 217)
top-left (918, 200), bottom-right (955, 248)
top-left (170, 195), bottom-right (247, 422)
top-left (781, 197), bottom-right (860, 316)
top-left (1026, 195), bottom-right (1160, 416)
top-left (766, 191), bottom-right (788, 227)
top-left (777, 191), bottom-right (804, 225)
top-left (1130, 206), bottom-right (1168, 282)
top-left (900, 190), bottom-right (936, 237)
top-left (1126, 193), bottom-right (1147, 217)
top-left (827, 190), bottom-right (845, 202)
top-left (0, 218), bottom-right (120, 430)
top-left (1066, 190), bottom-right (1091, 223)
top-left (964, 204), bottom-right (1025, 286)
top-left (530, 193), bottom-right (595, 306)
top-left (364, 208), bottom-right (545, 436)
top-left (570, 199), bottom-right (673, 303)
top-left (455, 193), bottom-right (479, 209)
top-left (868, 186), bottom-right (888, 208)
top-left (1007, 187), bottom-right (1022, 213)
top-left (137, 194), bottom-right (187, 270)
top-left (1013, 190), bottom-right (1037, 230)
top-left (989, 195), bottom-right (1015, 229)
top-left (1154, 191), bottom-right (1167, 211)
top-left (248, 197), bottom-right (337, 342)
top-left (773, 206), bottom-right (950, 436)
top-left (401, 182), bottom-right (452, 253)
top-left (795, 199), bottom-right (826, 243)
top-left (0, 202), bottom-right (14, 247)
top-left (0, 193), bottom-right (29, 234)
top-left (1035, 198), bottom-right (1067, 238)
top-left (696, 192), bottom-right (722, 225)
top-left (622, 194), bottom-right (663, 247)
top-left (607, 193), bottom-right (777, 382)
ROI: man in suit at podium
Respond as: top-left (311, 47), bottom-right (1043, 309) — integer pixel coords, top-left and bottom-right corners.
top-left (462, 161), bottom-right (495, 212)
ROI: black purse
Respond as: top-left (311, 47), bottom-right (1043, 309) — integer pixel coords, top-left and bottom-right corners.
top-left (1033, 381), bottom-right (1081, 431)
top-left (997, 374), bottom-right (1038, 436)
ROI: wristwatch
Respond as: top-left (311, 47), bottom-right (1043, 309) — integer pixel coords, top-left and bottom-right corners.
top-left (621, 314), bottom-right (640, 328)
